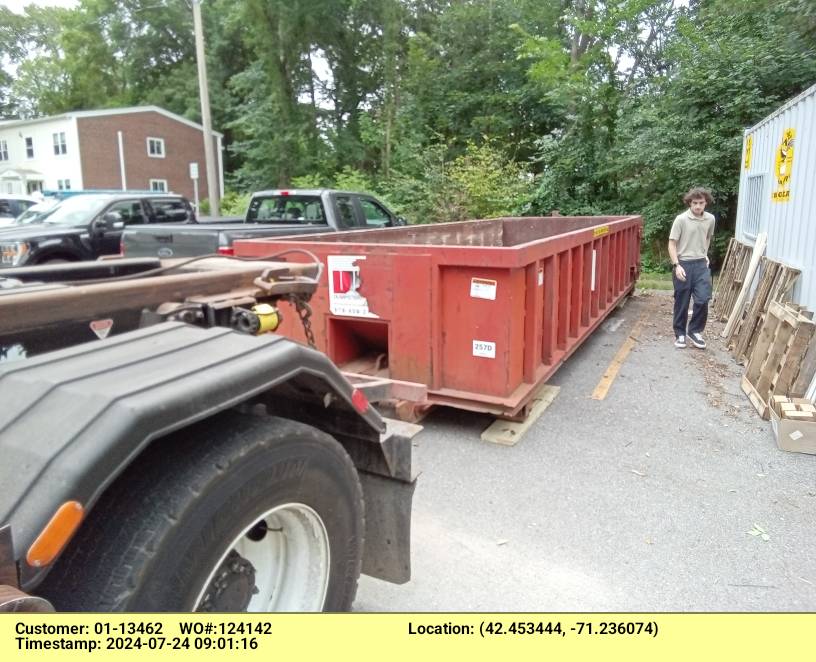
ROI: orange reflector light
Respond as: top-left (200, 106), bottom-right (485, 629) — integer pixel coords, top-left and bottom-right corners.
top-left (351, 388), bottom-right (369, 414)
top-left (26, 501), bottom-right (84, 568)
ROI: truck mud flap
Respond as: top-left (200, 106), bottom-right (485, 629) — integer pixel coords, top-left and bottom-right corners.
top-left (359, 472), bottom-right (415, 585)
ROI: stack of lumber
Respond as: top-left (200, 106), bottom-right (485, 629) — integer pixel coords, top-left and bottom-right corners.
top-left (727, 257), bottom-right (800, 363)
top-left (741, 300), bottom-right (816, 419)
top-left (712, 238), bottom-right (753, 322)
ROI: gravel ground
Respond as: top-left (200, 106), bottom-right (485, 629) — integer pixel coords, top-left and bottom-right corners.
top-left (354, 290), bottom-right (816, 612)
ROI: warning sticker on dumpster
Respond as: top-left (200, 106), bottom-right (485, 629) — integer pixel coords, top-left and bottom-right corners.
top-left (472, 340), bottom-right (496, 359)
top-left (470, 277), bottom-right (497, 300)
top-left (327, 255), bottom-right (379, 318)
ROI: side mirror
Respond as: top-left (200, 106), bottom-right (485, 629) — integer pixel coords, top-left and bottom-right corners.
top-left (94, 211), bottom-right (123, 233)
top-left (394, 216), bottom-right (408, 226)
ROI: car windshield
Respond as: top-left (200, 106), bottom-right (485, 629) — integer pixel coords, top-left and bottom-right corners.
top-left (40, 196), bottom-right (111, 226)
top-left (15, 200), bottom-right (59, 225)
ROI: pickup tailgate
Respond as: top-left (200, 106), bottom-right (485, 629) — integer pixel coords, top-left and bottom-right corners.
top-left (123, 224), bottom-right (222, 258)
top-left (123, 223), bottom-right (332, 258)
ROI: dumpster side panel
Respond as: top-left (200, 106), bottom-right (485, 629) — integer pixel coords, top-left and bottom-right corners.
top-left (390, 254), bottom-right (433, 385)
top-left (439, 267), bottom-right (525, 396)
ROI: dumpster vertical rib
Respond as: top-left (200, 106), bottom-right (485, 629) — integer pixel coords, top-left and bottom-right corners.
top-left (570, 245), bottom-right (582, 338)
top-left (590, 239), bottom-right (600, 319)
top-left (541, 255), bottom-right (557, 365)
top-left (600, 235), bottom-right (608, 306)
top-left (431, 262), bottom-right (442, 390)
top-left (620, 228), bottom-right (628, 292)
top-left (523, 261), bottom-right (543, 383)
top-left (582, 242), bottom-right (592, 328)
top-left (557, 251), bottom-right (570, 350)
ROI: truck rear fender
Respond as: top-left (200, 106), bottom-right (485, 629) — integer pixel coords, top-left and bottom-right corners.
top-left (0, 322), bottom-right (415, 589)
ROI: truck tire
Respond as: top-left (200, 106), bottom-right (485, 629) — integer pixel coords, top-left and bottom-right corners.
top-left (38, 413), bottom-right (364, 612)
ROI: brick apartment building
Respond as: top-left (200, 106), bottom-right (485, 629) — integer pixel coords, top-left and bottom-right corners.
top-left (0, 106), bottom-right (223, 204)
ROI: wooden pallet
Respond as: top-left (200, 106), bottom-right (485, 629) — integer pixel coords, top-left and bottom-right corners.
top-left (741, 300), bottom-right (815, 419)
top-left (712, 238), bottom-right (753, 322)
top-left (727, 258), bottom-right (800, 363)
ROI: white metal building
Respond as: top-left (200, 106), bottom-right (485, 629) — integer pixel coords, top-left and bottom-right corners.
top-left (735, 82), bottom-right (816, 398)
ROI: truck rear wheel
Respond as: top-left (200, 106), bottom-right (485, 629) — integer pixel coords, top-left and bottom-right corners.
top-left (39, 413), bottom-right (364, 612)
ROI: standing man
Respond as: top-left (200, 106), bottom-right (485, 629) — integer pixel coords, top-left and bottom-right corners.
top-left (668, 187), bottom-right (715, 349)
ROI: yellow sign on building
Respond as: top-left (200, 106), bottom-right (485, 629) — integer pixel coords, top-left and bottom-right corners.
top-left (743, 134), bottom-right (753, 170)
top-left (771, 128), bottom-right (795, 202)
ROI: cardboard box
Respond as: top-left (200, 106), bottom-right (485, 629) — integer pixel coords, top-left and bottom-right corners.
top-left (771, 409), bottom-right (816, 455)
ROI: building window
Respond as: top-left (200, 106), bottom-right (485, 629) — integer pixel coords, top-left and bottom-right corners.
top-left (0, 140), bottom-right (8, 161)
top-left (147, 137), bottom-right (165, 158)
top-left (53, 132), bottom-right (67, 155)
top-left (25, 137), bottom-right (34, 159)
top-left (57, 179), bottom-right (71, 191)
top-left (743, 174), bottom-right (765, 239)
top-left (150, 179), bottom-right (168, 192)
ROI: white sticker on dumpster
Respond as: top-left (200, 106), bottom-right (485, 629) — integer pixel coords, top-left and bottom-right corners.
top-left (470, 277), bottom-right (497, 300)
top-left (327, 255), bottom-right (379, 318)
top-left (90, 319), bottom-right (113, 339)
top-left (538, 268), bottom-right (544, 286)
top-left (472, 340), bottom-right (496, 359)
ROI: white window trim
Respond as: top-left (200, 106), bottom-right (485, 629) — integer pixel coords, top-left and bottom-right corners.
top-left (0, 139), bottom-right (8, 161)
top-left (742, 172), bottom-right (766, 241)
top-left (52, 132), bottom-right (67, 156)
top-left (150, 179), bottom-right (168, 192)
top-left (25, 136), bottom-right (34, 159)
top-left (147, 137), bottom-right (166, 159)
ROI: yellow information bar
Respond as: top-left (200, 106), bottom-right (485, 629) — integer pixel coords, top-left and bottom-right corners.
top-left (2, 614), bottom-right (815, 661)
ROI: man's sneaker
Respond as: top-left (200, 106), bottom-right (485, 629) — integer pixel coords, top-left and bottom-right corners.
top-left (674, 335), bottom-right (686, 348)
top-left (689, 332), bottom-right (706, 349)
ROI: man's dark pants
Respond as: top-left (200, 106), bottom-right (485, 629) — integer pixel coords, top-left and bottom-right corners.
top-left (672, 258), bottom-right (712, 337)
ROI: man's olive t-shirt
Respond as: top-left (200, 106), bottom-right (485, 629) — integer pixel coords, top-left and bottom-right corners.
top-left (669, 210), bottom-right (715, 260)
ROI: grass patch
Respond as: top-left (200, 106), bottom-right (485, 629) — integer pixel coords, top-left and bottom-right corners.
top-left (638, 270), bottom-right (673, 290)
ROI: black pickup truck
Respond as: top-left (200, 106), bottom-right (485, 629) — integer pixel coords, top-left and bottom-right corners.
top-left (0, 193), bottom-right (195, 268)
top-left (122, 189), bottom-right (406, 258)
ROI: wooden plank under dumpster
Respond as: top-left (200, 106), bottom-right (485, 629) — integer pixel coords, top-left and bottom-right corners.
top-left (234, 215), bottom-right (642, 417)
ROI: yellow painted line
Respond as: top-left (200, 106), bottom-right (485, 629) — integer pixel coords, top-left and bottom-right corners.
top-left (591, 316), bottom-right (646, 400)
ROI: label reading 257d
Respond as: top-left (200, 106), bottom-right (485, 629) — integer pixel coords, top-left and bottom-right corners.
top-left (473, 340), bottom-right (496, 359)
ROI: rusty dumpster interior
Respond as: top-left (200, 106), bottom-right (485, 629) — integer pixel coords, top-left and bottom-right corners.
top-left (280, 216), bottom-right (623, 247)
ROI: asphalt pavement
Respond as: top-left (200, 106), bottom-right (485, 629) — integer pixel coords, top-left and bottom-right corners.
top-left (353, 290), bottom-right (816, 611)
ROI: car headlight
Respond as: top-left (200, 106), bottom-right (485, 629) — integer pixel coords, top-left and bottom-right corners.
top-left (0, 242), bottom-right (30, 266)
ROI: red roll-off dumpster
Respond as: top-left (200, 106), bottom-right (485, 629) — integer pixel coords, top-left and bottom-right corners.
top-left (235, 215), bottom-right (642, 417)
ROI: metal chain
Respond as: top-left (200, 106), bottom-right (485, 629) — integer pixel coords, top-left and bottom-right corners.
top-left (286, 293), bottom-right (317, 349)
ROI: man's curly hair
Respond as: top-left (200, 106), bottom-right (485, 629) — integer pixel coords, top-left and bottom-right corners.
top-left (682, 187), bottom-right (713, 205)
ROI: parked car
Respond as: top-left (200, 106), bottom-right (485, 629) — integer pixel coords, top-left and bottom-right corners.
top-left (0, 193), bottom-right (195, 267)
top-left (122, 189), bottom-right (407, 258)
top-left (0, 195), bottom-right (39, 227)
